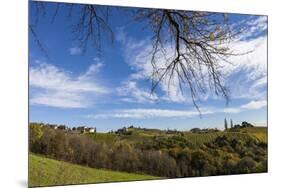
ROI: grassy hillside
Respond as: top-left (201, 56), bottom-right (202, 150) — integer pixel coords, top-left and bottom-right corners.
top-left (240, 127), bottom-right (268, 143)
top-left (29, 124), bottom-right (268, 182)
top-left (182, 130), bottom-right (267, 147)
top-left (88, 127), bottom-right (267, 148)
top-left (29, 154), bottom-right (160, 187)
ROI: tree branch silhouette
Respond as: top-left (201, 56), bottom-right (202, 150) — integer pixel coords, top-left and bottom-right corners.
top-left (29, 3), bottom-right (246, 112)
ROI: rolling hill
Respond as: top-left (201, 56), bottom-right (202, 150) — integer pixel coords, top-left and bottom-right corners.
top-left (29, 154), bottom-right (160, 187)
top-left (88, 127), bottom-right (268, 148)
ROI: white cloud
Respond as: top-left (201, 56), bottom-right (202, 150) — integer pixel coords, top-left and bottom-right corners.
top-left (248, 16), bottom-right (267, 33)
top-left (116, 20), bottom-right (267, 105)
top-left (222, 36), bottom-right (267, 76)
top-left (87, 108), bottom-right (213, 119)
top-left (30, 91), bottom-right (87, 108)
top-left (86, 99), bottom-right (266, 119)
top-left (223, 36), bottom-right (267, 100)
top-left (78, 59), bottom-right (103, 81)
top-left (69, 47), bottom-right (82, 55)
top-left (241, 100), bottom-right (267, 110)
top-left (160, 77), bottom-right (190, 103)
top-left (220, 107), bottom-right (241, 114)
top-left (30, 60), bottom-right (108, 108)
top-left (116, 29), bottom-right (192, 103)
top-left (117, 81), bottom-right (158, 103)
top-left (239, 16), bottom-right (267, 40)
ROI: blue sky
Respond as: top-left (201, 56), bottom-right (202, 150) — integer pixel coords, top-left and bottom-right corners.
top-left (29, 2), bottom-right (268, 132)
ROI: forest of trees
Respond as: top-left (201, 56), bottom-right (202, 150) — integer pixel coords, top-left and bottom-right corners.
top-left (30, 123), bottom-right (267, 178)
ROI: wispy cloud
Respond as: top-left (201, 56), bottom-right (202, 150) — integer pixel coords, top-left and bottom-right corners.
top-left (30, 59), bottom-right (109, 108)
top-left (85, 99), bottom-right (267, 119)
top-left (241, 100), bottom-right (267, 110)
top-left (223, 36), bottom-right (267, 100)
top-left (247, 16), bottom-right (267, 34)
top-left (69, 47), bottom-right (82, 55)
top-left (116, 28), bottom-right (190, 104)
top-left (117, 81), bottom-right (158, 103)
top-left (116, 23), bottom-right (267, 105)
top-left (30, 91), bottom-right (88, 108)
top-left (236, 16), bottom-right (267, 40)
top-left (86, 108), bottom-right (212, 119)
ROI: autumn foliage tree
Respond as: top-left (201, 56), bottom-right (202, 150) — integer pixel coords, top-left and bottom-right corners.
top-left (30, 123), bottom-right (267, 178)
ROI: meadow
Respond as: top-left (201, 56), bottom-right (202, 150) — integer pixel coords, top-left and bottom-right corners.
top-left (29, 154), bottom-right (160, 187)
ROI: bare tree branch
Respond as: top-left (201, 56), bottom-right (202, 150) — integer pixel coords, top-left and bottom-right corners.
top-left (29, 25), bottom-right (49, 59)
top-left (134, 9), bottom-right (246, 112)
top-left (29, 3), bottom-right (249, 112)
top-left (71, 5), bottom-right (114, 54)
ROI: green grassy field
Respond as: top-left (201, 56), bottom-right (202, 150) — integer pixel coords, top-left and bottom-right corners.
top-left (29, 154), bottom-right (160, 187)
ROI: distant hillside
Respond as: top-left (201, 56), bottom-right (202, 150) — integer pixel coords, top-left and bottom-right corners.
top-left (88, 126), bottom-right (268, 147)
top-left (238, 127), bottom-right (268, 143)
top-left (29, 154), bottom-right (160, 187)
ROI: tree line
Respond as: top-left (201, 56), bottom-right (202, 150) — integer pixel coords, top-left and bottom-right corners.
top-left (30, 123), bottom-right (267, 178)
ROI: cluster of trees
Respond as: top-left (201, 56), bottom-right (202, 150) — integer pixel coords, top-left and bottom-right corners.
top-left (190, 128), bottom-right (220, 134)
top-left (224, 119), bottom-right (254, 130)
top-left (30, 123), bottom-right (267, 178)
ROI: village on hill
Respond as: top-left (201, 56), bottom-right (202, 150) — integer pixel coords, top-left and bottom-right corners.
top-left (32, 123), bottom-right (97, 134)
